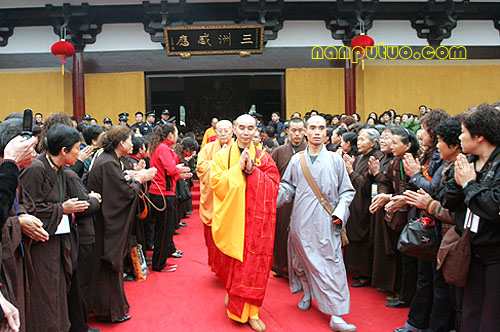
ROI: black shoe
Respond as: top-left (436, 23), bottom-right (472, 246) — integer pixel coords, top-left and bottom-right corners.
top-left (394, 328), bottom-right (410, 332)
top-left (386, 293), bottom-right (399, 301)
top-left (350, 279), bottom-right (371, 287)
top-left (179, 221), bottom-right (187, 227)
top-left (174, 231), bottom-right (180, 235)
top-left (112, 315), bottom-right (131, 323)
top-left (386, 300), bottom-right (409, 308)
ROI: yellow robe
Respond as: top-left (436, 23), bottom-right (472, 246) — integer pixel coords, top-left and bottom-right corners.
top-left (196, 139), bottom-right (233, 226)
top-left (201, 127), bottom-right (217, 150)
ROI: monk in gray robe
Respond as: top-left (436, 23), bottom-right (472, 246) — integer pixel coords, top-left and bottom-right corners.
top-left (270, 117), bottom-right (307, 277)
top-left (277, 115), bottom-right (357, 332)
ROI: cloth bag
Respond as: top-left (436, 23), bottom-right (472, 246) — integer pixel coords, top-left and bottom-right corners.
top-left (129, 244), bottom-right (149, 281)
top-left (397, 217), bottom-right (438, 261)
top-left (436, 225), bottom-right (471, 287)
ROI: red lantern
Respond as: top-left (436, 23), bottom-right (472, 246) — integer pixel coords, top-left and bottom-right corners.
top-left (51, 40), bottom-right (75, 75)
top-left (350, 33), bottom-right (374, 70)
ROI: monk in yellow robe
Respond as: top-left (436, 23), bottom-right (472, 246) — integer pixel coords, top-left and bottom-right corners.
top-left (210, 114), bottom-right (280, 332)
top-left (196, 120), bottom-right (233, 272)
top-left (200, 117), bottom-right (219, 149)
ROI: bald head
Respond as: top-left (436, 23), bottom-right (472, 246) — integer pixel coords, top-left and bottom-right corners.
top-left (306, 115), bottom-right (326, 128)
top-left (235, 114), bottom-right (257, 126)
top-left (215, 120), bottom-right (233, 144)
top-left (216, 120), bottom-right (232, 130)
top-left (211, 117), bottom-right (219, 128)
top-left (234, 114), bottom-right (257, 148)
top-left (306, 115), bottom-right (327, 147)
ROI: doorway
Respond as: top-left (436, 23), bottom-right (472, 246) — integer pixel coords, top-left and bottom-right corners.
top-left (146, 72), bottom-right (284, 136)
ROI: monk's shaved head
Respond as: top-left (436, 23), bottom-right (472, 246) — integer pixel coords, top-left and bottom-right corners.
top-left (235, 114), bottom-right (257, 126)
top-left (306, 115), bottom-right (326, 128)
top-left (216, 120), bottom-right (232, 129)
top-left (306, 115), bottom-right (327, 147)
top-left (234, 114), bottom-right (257, 148)
top-left (216, 120), bottom-right (233, 145)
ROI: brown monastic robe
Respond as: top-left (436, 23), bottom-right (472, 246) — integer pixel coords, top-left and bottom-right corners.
top-left (87, 150), bottom-right (140, 321)
top-left (19, 152), bottom-right (72, 332)
top-left (270, 141), bottom-right (306, 276)
top-left (1, 184), bottom-right (35, 332)
top-left (344, 150), bottom-right (384, 278)
top-left (371, 155), bottom-right (414, 292)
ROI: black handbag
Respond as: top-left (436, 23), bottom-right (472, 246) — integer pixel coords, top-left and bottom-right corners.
top-left (397, 217), bottom-right (439, 261)
top-left (175, 179), bottom-right (192, 202)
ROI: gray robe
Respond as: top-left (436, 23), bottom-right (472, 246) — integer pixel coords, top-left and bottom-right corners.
top-left (277, 146), bottom-right (355, 316)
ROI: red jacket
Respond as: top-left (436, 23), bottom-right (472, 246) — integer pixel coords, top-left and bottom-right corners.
top-left (149, 139), bottom-right (180, 196)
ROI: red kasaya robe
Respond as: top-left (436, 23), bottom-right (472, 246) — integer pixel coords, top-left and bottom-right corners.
top-left (210, 141), bottom-right (280, 322)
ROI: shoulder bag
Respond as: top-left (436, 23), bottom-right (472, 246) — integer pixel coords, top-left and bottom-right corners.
top-left (397, 216), bottom-right (439, 261)
top-left (299, 152), bottom-right (349, 247)
top-left (436, 153), bottom-right (500, 287)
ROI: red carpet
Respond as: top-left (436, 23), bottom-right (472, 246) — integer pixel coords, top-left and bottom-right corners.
top-left (90, 181), bottom-right (409, 332)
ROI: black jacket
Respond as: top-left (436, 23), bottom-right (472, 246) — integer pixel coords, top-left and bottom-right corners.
top-left (435, 146), bottom-right (500, 256)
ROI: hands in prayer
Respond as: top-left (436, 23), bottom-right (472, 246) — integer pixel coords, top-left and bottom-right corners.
top-left (454, 153), bottom-right (476, 187)
top-left (62, 198), bottom-right (90, 214)
top-left (403, 189), bottom-right (433, 210)
top-left (368, 156), bottom-right (380, 176)
top-left (384, 195), bottom-right (407, 213)
top-left (176, 164), bottom-right (193, 180)
top-left (342, 154), bottom-right (354, 174)
top-left (369, 193), bottom-right (391, 214)
top-left (133, 159), bottom-right (146, 171)
top-left (402, 153), bottom-right (421, 178)
top-left (239, 148), bottom-right (254, 173)
top-left (78, 145), bottom-right (95, 163)
top-left (18, 214), bottom-right (49, 242)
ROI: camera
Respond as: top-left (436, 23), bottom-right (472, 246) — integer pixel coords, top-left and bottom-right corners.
top-left (21, 109), bottom-right (33, 139)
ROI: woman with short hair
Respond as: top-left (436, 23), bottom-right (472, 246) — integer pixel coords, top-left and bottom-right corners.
top-left (437, 104), bottom-right (500, 331)
top-left (370, 128), bottom-right (420, 308)
top-left (20, 124), bottom-right (89, 332)
top-left (343, 128), bottom-right (383, 287)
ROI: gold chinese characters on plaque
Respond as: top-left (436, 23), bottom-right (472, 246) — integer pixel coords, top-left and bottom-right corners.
top-left (165, 25), bottom-right (264, 56)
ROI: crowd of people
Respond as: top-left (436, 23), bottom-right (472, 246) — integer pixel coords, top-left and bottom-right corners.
top-left (0, 110), bottom-right (196, 332)
top-left (198, 104), bottom-right (500, 332)
top-left (0, 102), bottom-right (499, 332)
